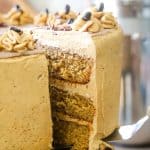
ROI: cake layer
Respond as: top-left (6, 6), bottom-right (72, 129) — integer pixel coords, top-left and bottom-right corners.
top-left (50, 86), bottom-right (95, 122)
top-left (33, 29), bottom-right (96, 84)
top-left (0, 54), bottom-right (52, 150)
top-left (53, 119), bottom-right (89, 150)
top-left (48, 50), bottom-right (93, 84)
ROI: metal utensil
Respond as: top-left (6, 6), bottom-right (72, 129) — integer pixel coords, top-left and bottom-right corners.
top-left (106, 115), bottom-right (150, 147)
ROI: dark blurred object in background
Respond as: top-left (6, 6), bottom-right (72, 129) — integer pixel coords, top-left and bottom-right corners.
top-left (118, 0), bottom-right (142, 18)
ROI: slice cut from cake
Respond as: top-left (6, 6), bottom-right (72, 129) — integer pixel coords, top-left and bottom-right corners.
top-left (0, 54), bottom-right (52, 150)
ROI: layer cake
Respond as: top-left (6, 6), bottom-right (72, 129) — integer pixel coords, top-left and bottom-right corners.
top-left (0, 3), bottom-right (123, 149)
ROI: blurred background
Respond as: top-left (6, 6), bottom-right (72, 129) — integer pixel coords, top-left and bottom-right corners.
top-left (0, 0), bottom-right (150, 125)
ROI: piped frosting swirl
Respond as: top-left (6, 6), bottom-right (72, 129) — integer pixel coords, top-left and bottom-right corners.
top-left (90, 2), bottom-right (104, 19)
top-left (0, 27), bottom-right (35, 52)
top-left (72, 12), bottom-right (102, 33)
top-left (34, 8), bottom-right (49, 26)
top-left (101, 13), bottom-right (117, 29)
top-left (3, 5), bottom-right (33, 26)
top-left (54, 4), bottom-right (77, 26)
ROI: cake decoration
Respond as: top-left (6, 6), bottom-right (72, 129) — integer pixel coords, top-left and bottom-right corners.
top-left (3, 4), bottom-right (33, 26)
top-left (101, 12), bottom-right (117, 29)
top-left (54, 4), bottom-right (77, 26)
top-left (96, 2), bottom-right (104, 12)
top-left (34, 8), bottom-right (50, 26)
top-left (0, 27), bottom-right (35, 52)
top-left (72, 11), bottom-right (102, 33)
top-left (47, 14), bottom-right (56, 27)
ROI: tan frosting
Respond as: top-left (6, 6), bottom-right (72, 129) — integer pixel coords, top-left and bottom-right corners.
top-left (32, 29), bottom-right (96, 58)
top-left (58, 10), bottom-right (77, 20)
top-left (101, 13), bottom-right (117, 29)
top-left (53, 112), bottom-right (91, 126)
top-left (0, 54), bottom-right (52, 149)
top-left (0, 13), bottom-right (4, 23)
top-left (56, 10), bottom-right (77, 25)
top-left (3, 6), bottom-right (33, 25)
top-left (53, 5), bottom-right (77, 26)
top-left (77, 7), bottom-right (118, 32)
top-left (46, 14), bottom-right (56, 26)
top-left (90, 7), bottom-right (104, 19)
top-left (72, 14), bottom-right (102, 33)
top-left (0, 29), bottom-right (35, 52)
top-left (34, 11), bottom-right (49, 26)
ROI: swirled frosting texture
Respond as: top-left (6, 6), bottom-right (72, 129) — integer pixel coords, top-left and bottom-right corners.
top-left (0, 28), bottom-right (35, 52)
top-left (72, 17), bottom-right (101, 33)
top-left (72, 12), bottom-right (102, 33)
top-left (3, 5), bottom-right (33, 25)
top-left (72, 7), bottom-right (118, 33)
top-left (34, 9), bottom-right (50, 26)
top-left (54, 4), bottom-right (77, 26)
top-left (101, 13), bottom-right (117, 29)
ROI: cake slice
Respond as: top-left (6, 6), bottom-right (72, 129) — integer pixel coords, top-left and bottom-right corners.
top-left (0, 54), bottom-right (52, 150)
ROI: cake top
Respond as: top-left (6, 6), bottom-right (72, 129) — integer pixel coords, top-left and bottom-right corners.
top-left (0, 2), bottom-right (121, 57)
top-left (0, 2), bottom-right (118, 32)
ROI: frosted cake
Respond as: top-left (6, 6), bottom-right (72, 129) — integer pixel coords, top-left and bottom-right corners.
top-left (0, 2), bottom-right (123, 150)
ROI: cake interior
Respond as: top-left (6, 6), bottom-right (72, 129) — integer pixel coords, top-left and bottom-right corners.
top-left (53, 119), bottom-right (89, 150)
top-left (48, 49), bottom-right (93, 84)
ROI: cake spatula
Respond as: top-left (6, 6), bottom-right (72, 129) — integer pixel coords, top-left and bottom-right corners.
top-left (105, 115), bottom-right (150, 147)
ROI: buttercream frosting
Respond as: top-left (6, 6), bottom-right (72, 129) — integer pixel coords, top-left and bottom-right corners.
top-left (3, 5), bottom-right (33, 25)
top-left (0, 27), bottom-right (35, 52)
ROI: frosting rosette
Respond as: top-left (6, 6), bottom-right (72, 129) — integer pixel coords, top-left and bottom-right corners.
top-left (34, 9), bottom-right (49, 26)
top-left (54, 4), bottom-right (77, 26)
top-left (0, 27), bottom-right (35, 52)
top-left (101, 13), bottom-right (117, 29)
top-left (72, 12), bottom-right (102, 33)
top-left (3, 5), bottom-right (33, 26)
